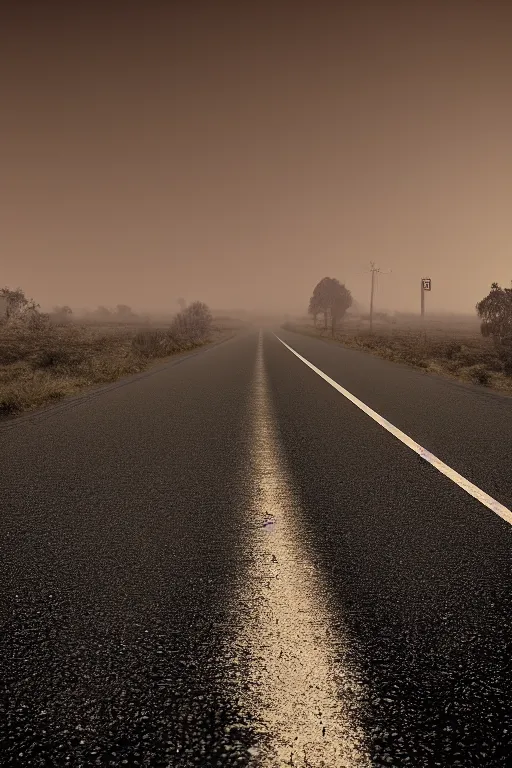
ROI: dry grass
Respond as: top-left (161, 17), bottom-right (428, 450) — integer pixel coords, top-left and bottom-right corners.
top-left (283, 315), bottom-right (512, 395)
top-left (0, 318), bottom-right (239, 418)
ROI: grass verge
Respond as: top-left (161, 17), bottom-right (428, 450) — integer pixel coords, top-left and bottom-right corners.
top-left (0, 321), bottom-right (239, 419)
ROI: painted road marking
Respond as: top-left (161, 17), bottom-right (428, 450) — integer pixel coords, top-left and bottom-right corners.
top-left (235, 331), bottom-right (369, 767)
top-left (275, 334), bottom-right (512, 527)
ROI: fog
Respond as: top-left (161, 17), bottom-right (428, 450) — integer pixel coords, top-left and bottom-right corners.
top-left (2, 1), bottom-right (512, 318)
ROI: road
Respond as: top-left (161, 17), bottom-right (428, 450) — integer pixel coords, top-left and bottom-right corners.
top-left (1, 326), bottom-right (511, 767)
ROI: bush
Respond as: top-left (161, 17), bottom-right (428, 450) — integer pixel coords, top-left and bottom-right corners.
top-left (452, 346), bottom-right (484, 367)
top-left (130, 315), bottom-right (212, 359)
top-left (172, 301), bottom-right (213, 341)
top-left (131, 329), bottom-right (168, 359)
top-left (467, 364), bottom-right (491, 386)
top-left (32, 348), bottom-right (75, 369)
top-left (498, 337), bottom-right (512, 375)
top-left (444, 342), bottom-right (463, 359)
top-left (0, 299), bottom-right (218, 418)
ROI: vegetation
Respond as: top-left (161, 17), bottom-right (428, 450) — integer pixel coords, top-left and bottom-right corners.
top-left (308, 277), bottom-right (353, 334)
top-left (476, 282), bottom-right (512, 374)
top-left (76, 304), bottom-right (147, 323)
top-left (0, 286), bottom-right (46, 327)
top-left (0, 288), bottom-right (228, 418)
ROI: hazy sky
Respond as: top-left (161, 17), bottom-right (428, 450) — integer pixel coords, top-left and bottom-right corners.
top-left (2, 1), bottom-right (512, 314)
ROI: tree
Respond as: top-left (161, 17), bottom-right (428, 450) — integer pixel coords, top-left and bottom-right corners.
top-left (177, 297), bottom-right (187, 311)
top-left (476, 282), bottom-right (512, 346)
top-left (95, 306), bottom-right (112, 319)
top-left (308, 277), bottom-right (353, 334)
top-left (0, 286), bottom-right (40, 322)
top-left (53, 305), bottom-right (73, 317)
top-left (185, 301), bottom-right (212, 337)
top-left (309, 278), bottom-right (331, 329)
top-left (173, 301), bottom-right (212, 340)
top-left (115, 304), bottom-right (135, 320)
top-left (330, 283), bottom-right (353, 333)
top-left (308, 293), bottom-right (323, 328)
top-left (476, 282), bottom-right (512, 374)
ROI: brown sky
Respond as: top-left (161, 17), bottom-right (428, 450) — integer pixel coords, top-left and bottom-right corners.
top-left (2, 0), bottom-right (512, 314)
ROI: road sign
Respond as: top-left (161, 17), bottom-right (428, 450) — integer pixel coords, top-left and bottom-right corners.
top-left (422, 278), bottom-right (431, 291)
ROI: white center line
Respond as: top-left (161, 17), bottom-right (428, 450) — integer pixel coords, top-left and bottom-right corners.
top-left (274, 334), bottom-right (512, 527)
top-left (236, 331), bottom-right (370, 767)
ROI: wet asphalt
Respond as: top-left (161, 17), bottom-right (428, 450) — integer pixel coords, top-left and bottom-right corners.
top-left (1, 327), bottom-right (511, 767)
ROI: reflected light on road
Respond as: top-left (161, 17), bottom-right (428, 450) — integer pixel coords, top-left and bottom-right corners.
top-left (235, 331), bottom-right (370, 767)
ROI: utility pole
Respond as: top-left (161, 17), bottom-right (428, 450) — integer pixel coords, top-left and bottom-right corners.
top-left (368, 262), bottom-right (392, 333)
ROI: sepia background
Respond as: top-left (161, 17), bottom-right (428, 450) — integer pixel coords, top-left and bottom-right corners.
top-left (2, 0), bottom-right (512, 315)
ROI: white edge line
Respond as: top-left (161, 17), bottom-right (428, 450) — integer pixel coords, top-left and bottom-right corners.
top-left (274, 333), bottom-right (512, 527)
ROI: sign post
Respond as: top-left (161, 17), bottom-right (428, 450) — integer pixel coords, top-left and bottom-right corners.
top-left (421, 278), bottom-right (431, 336)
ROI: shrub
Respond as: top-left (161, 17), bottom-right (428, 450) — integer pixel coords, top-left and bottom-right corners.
top-left (467, 364), bottom-right (491, 386)
top-left (444, 342), bottom-right (463, 359)
top-left (172, 301), bottom-right (213, 341)
top-left (498, 336), bottom-right (512, 375)
top-left (32, 348), bottom-right (75, 369)
top-left (0, 295), bottom-right (218, 418)
top-left (131, 329), bottom-right (168, 359)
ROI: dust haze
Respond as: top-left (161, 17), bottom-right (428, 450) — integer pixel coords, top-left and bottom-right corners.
top-left (2, 1), bottom-right (512, 319)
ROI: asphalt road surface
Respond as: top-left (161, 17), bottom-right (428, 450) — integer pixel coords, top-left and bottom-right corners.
top-left (2, 327), bottom-right (511, 767)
